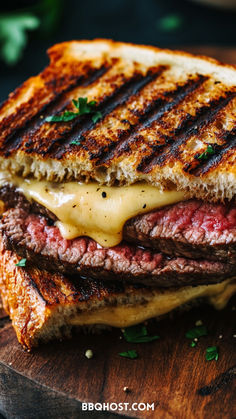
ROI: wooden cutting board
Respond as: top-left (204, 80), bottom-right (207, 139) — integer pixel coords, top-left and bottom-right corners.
top-left (0, 297), bottom-right (235, 418)
top-left (0, 47), bottom-right (236, 419)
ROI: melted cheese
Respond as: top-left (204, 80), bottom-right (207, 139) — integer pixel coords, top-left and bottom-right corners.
top-left (69, 279), bottom-right (236, 328)
top-left (0, 173), bottom-right (185, 246)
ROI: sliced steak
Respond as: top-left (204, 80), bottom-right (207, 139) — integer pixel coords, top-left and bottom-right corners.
top-left (1, 208), bottom-right (235, 288)
top-left (1, 185), bottom-right (236, 263)
top-left (124, 199), bottom-right (236, 263)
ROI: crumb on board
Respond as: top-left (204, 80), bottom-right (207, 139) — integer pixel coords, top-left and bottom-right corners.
top-left (85, 349), bottom-right (94, 359)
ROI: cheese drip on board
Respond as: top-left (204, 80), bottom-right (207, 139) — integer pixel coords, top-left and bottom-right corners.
top-left (0, 173), bottom-right (185, 246)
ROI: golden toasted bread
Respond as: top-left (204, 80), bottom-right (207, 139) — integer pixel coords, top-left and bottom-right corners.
top-left (0, 40), bottom-right (235, 201)
top-left (0, 235), bottom-right (235, 349)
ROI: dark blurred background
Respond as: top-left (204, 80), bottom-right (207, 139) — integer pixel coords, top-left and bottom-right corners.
top-left (0, 0), bottom-right (236, 102)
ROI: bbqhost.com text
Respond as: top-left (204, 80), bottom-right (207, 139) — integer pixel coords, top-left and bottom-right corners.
top-left (82, 402), bottom-right (155, 412)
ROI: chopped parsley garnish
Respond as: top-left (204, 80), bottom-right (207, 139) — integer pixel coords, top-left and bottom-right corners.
top-left (45, 111), bottom-right (76, 122)
top-left (92, 111), bottom-right (102, 123)
top-left (46, 97), bottom-right (102, 123)
top-left (196, 145), bottom-right (215, 161)
top-left (70, 139), bottom-right (81, 146)
top-left (15, 258), bottom-right (27, 267)
top-left (185, 326), bottom-right (208, 340)
top-left (206, 346), bottom-right (218, 361)
top-left (119, 350), bottom-right (138, 359)
top-left (123, 325), bottom-right (159, 343)
top-left (190, 341), bottom-right (197, 348)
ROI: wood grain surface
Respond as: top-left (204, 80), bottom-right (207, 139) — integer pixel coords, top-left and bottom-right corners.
top-left (0, 297), bottom-right (235, 419)
top-left (0, 47), bottom-right (236, 419)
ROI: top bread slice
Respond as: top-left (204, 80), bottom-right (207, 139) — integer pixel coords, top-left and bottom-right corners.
top-left (0, 39), bottom-right (235, 201)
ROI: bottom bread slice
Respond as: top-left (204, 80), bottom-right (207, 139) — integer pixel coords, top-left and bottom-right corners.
top-left (0, 236), bottom-right (235, 350)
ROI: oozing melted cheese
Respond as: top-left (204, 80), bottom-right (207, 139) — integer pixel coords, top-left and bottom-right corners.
top-left (69, 279), bottom-right (236, 328)
top-left (0, 173), bottom-right (185, 246)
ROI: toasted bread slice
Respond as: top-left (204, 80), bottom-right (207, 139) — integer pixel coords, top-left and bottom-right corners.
top-left (0, 40), bottom-right (235, 201)
top-left (0, 235), bottom-right (235, 349)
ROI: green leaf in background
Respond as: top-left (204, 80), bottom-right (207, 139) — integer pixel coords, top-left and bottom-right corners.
top-left (36, 0), bottom-right (63, 35)
top-left (119, 350), bottom-right (138, 359)
top-left (157, 14), bottom-right (183, 32)
top-left (123, 325), bottom-right (159, 343)
top-left (0, 0), bottom-right (63, 66)
top-left (0, 13), bottom-right (40, 65)
top-left (205, 346), bottom-right (219, 361)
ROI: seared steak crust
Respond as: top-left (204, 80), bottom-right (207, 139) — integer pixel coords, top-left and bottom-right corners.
top-left (1, 208), bottom-right (235, 288)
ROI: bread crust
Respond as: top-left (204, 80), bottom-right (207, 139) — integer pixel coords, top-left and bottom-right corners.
top-left (0, 39), bottom-right (236, 201)
top-left (0, 233), bottom-right (153, 349)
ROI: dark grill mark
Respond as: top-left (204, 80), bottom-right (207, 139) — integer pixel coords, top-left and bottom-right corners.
top-left (27, 272), bottom-right (53, 305)
top-left (93, 75), bottom-right (207, 166)
top-left (190, 127), bottom-right (236, 176)
top-left (138, 90), bottom-right (236, 173)
top-left (50, 67), bottom-right (166, 159)
top-left (64, 274), bottom-right (129, 302)
top-left (1, 66), bottom-right (109, 157)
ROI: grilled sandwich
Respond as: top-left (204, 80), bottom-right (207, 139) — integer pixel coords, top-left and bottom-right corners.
top-left (0, 39), bottom-right (235, 348)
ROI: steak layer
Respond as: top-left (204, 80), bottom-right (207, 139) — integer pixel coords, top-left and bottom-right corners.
top-left (1, 208), bottom-right (235, 288)
top-left (0, 185), bottom-right (236, 263)
top-left (124, 199), bottom-right (236, 264)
